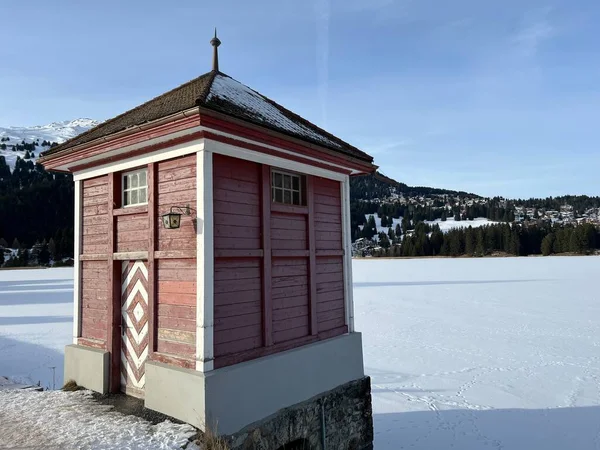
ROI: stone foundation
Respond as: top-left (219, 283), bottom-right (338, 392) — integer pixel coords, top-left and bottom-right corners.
top-left (226, 377), bottom-right (373, 450)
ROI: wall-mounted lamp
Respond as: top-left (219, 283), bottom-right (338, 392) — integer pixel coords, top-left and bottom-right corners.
top-left (161, 205), bottom-right (196, 229)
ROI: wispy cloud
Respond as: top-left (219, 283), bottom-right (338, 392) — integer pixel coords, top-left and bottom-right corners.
top-left (511, 10), bottom-right (555, 57)
top-left (315, 0), bottom-right (330, 128)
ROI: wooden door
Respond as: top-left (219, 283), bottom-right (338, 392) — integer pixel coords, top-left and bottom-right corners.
top-left (120, 260), bottom-right (149, 397)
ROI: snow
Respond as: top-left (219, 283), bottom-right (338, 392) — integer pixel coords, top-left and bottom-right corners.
top-left (0, 390), bottom-right (196, 449)
top-left (0, 267), bottom-right (73, 389)
top-left (208, 74), bottom-right (341, 149)
top-left (425, 216), bottom-right (497, 232)
top-left (364, 213), bottom-right (403, 234)
top-left (354, 256), bottom-right (600, 449)
top-left (0, 118), bottom-right (99, 170)
top-left (3, 257), bottom-right (600, 449)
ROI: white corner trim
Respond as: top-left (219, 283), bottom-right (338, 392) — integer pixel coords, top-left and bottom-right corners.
top-left (73, 138), bottom-right (205, 181)
top-left (204, 139), bottom-right (347, 182)
top-left (73, 180), bottom-right (82, 344)
top-left (341, 176), bottom-right (355, 332)
top-left (196, 150), bottom-right (214, 372)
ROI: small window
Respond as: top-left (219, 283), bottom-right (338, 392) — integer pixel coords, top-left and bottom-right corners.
top-left (272, 170), bottom-right (303, 205)
top-left (122, 168), bottom-right (148, 207)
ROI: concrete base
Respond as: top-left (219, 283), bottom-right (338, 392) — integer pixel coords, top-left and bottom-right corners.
top-left (145, 361), bottom-right (205, 428)
top-left (144, 332), bottom-right (365, 435)
top-left (64, 344), bottom-right (109, 394)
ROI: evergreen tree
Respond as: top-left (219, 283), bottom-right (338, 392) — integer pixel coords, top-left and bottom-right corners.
top-left (541, 233), bottom-right (554, 256)
top-left (387, 227), bottom-right (396, 242)
top-left (378, 232), bottom-right (391, 249)
top-left (475, 228), bottom-right (485, 256)
top-left (0, 238), bottom-right (7, 248)
top-left (395, 223), bottom-right (401, 237)
top-left (465, 227), bottom-right (476, 255)
top-left (11, 238), bottom-right (20, 249)
top-left (48, 238), bottom-right (57, 261)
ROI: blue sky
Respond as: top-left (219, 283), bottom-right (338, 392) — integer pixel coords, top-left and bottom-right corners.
top-left (1, 0), bottom-right (599, 198)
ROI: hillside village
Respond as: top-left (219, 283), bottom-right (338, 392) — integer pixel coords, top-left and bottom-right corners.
top-left (1, 120), bottom-right (600, 265)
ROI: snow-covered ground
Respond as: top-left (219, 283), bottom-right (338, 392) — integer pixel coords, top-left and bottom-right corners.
top-left (0, 118), bottom-right (99, 169)
top-left (354, 256), bottom-right (600, 449)
top-left (364, 214), bottom-right (496, 236)
top-left (2, 257), bottom-right (600, 449)
top-left (0, 390), bottom-right (196, 449)
top-left (0, 267), bottom-right (72, 389)
top-left (424, 216), bottom-right (496, 232)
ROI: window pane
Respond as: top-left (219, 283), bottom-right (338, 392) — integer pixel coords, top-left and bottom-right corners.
top-left (139, 170), bottom-right (147, 187)
top-left (124, 191), bottom-right (130, 206)
top-left (292, 176), bottom-right (299, 190)
top-left (283, 190), bottom-right (291, 204)
top-left (275, 189), bottom-right (283, 203)
top-left (274, 172), bottom-right (282, 188)
top-left (139, 187), bottom-right (147, 203)
top-left (131, 174), bottom-right (138, 188)
top-left (131, 190), bottom-right (138, 204)
top-left (292, 192), bottom-right (300, 205)
top-left (123, 176), bottom-right (128, 189)
top-left (283, 175), bottom-right (291, 189)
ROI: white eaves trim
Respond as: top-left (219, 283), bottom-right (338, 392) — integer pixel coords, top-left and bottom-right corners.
top-left (204, 139), bottom-right (347, 182)
top-left (73, 140), bottom-right (205, 181)
top-left (72, 128), bottom-right (361, 182)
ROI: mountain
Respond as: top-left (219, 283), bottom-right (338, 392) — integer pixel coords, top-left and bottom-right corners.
top-left (0, 119), bottom-right (100, 169)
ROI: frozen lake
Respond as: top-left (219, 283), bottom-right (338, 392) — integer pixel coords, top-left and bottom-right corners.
top-left (1, 256), bottom-right (600, 449)
top-left (354, 256), bottom-right (600, 449)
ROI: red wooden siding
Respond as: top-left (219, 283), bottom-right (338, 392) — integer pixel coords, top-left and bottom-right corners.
top-left (116, 213), bottom-right (148, 252)
top-left (77, 156), bottom-right (197, 374)
top-left (212, 155), bottom-right (263, 359)
top-left (155, 258), bottom-right (196, 367)
top-left (82, 176), bottom-right (109, 255)
top-left (312, 177), bottom-right (347, 336)
top-left (80, 260), bottom-right (108, 348)
top-left (212, 154), bottom-right (347, 369)
top-left (157, 155), bottom-right (197, 253)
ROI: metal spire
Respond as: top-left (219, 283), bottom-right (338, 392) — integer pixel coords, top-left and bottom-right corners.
top-left (210, 28), bottom-right (221, 72)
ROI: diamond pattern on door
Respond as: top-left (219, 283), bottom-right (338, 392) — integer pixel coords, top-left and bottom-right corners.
top-left (120, 260), bottom-right (149, 395)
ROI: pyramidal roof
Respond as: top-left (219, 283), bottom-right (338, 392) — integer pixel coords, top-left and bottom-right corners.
top-left (44, 71), bottom-right (372, 163)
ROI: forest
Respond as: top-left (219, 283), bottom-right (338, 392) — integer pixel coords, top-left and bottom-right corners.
top-left (359, 219), bottom-right (600, 258)
top-left (0, 156), bottom-right (74, 267)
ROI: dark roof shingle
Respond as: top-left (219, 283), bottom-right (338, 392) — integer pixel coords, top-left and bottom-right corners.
top-left (43, 71), bottom-right (372, 163)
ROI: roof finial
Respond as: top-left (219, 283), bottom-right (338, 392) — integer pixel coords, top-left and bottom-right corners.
top-left (210, 28), bottom-right (221, 72)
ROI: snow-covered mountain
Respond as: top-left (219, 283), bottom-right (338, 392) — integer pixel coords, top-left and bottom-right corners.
top-left (0, 118), bottom-right (100, 169)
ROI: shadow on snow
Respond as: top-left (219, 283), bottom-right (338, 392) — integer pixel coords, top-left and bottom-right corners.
top-left (0, 316), bottom-right (72, 326)
top-left (0, 335), bottom-right (64, 390)
top-left (374, 406), bottom-right (600, 449)
top-left (354, 279), bottom-right (546, 288)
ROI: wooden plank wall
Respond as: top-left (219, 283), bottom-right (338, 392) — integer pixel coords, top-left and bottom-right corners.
top-left (79, 176), bottom-right (109, 349)
top-left (212, 155), bottom-right (347, 369)
top-left (213, 155), bottom-right (263, 360)
top-left (77, 155), bottom-right (198, 377)
top-left (313, 176), bottom-right (347, 338)
top-left (154, 155), bottom-right (197, 368)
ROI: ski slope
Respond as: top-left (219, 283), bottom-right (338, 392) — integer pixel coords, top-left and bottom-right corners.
top-left (2, 257), bottom-right (600, 448)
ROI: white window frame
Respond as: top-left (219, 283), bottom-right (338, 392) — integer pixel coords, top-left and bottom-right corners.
top-left (122, 168), bottom-right (148, 207)
top-left (271, 169), bottom-right (304, 206)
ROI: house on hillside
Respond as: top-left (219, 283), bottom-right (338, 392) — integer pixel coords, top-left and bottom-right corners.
top-left (40, 33), bottom-right (376, 449)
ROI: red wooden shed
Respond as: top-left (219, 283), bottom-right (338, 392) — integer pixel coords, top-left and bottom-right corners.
top-left (41, 35), bottom-right (376, 444)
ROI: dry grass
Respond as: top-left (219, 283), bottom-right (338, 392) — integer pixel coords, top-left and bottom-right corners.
top-left (62, 380), bottom-right (85, 391)
top-left (198, 426), bottom-right (230, 450)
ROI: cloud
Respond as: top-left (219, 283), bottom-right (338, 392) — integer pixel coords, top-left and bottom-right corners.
top-left (315, 0), bottom-right (330, 127)
top-left (511, 12), bottom-right (555, 57)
